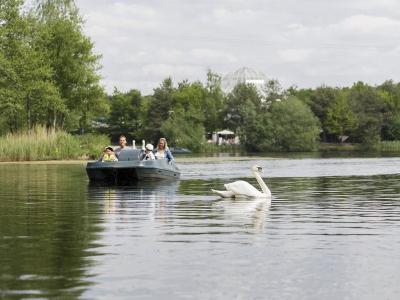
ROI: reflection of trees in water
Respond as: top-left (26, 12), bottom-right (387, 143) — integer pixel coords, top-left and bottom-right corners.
top-left (0, 164), bottom-right (103, 299)
top-left (88, 180), bottom-right (180, 220)
top-left (270, 175), bottom-right (400, 205)
top-left (266, 175), bottom-right (400, 226)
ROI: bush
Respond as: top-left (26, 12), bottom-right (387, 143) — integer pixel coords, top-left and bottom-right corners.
top-left (252, 97), bottom-right (321, 152)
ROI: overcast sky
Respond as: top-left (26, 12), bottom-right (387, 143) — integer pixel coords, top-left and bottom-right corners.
top-left (76, 0), bottom-right (400, 94)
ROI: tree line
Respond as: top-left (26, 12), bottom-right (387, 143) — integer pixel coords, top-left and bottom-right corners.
top-left (0, 0), bottom-right (107, 134)
top-left (2, 1), bottom-right (400, 152)
top-left (108, 76), bottom-right (400, 152)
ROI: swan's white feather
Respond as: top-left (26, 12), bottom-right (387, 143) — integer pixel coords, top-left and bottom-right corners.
top-left (224, 180), bottom-right (263, 197)
top-left (211, 189), bottom-right (235, 198)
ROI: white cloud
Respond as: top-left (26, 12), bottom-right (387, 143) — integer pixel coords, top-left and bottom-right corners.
top-left (331, 14), bottom-right (400, 34)
top-left (278, 49), bottom-right (312, 63)
top-left (190, 48), bottom-right (237, 63)
top-left (75, 0), bottom-right (400, 94)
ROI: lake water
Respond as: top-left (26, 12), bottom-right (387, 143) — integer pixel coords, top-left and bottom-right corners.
top-left (1, 156), bottom-right (400, 299)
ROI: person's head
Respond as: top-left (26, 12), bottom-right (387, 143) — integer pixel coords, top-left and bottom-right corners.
top-left (119, 135), bottom-right (127, 148)
top-left (145, 144), bottom-right (154, 153)
top-left (105, 146), bottom-right (114, 155)
top-left (157, 138), bottom-right (168, 150)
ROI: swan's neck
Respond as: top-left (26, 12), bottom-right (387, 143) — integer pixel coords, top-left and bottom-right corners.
top-left (253, 171), bottom-right (271, 195)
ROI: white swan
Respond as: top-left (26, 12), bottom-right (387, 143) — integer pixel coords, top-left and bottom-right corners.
top-left (212, 165), bottom-right (271, 198)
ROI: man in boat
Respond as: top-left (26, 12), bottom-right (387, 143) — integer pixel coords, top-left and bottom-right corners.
top-left (114, 135), bottom-right (128, 159)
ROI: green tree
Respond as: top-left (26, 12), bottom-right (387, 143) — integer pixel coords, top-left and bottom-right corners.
top-left (263, 79), bottom-right (287, 106)
top-left (161, 112), bottom-right (205, 151)
top-left (0, 0), bottom-right (63, 132)
top-left (203, 70), bottom-right (225, 133)
top-left (34, 0), bottom-right (108, 132)
top-left (261, 97), bottom-right (320, 152)
top-left (109, 89), bottom-right (144, 137)
top-left (223, 83), bottom-right (261, 136)
top-left (307, 86), bottom-right (338, 141)
top-left (325, 93), bottom-right (357, 140)
top-left (348, 82), bottom-right (387, 148)
top-left (143, 77), bottom-right (175, 143)
top-left (161, 80), bottom-right (207, 150)
top-left (377, 80), bottom-right (400, 140)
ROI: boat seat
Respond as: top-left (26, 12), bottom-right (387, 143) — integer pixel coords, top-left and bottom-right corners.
top-left (117, 149), bottom-right (141, 161)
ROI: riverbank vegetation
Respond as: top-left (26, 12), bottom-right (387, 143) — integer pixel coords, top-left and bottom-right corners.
top-left (2, 0), bottom-right (400, 159)
top-left (0, 127), bottom-right (108, 161)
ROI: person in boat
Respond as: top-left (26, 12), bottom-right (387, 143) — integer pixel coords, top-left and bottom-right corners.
top-left (102, 146), bottom-right (118, 162)
top-left (154, 138), bottom-right (174, 162)
top-left (114, 135), bottom-right (128, 159)
top-left (139, 143), bottom-right (155, 161)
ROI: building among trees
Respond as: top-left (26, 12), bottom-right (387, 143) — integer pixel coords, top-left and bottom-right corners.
top-left (221, 67), bottom-right (267, 95)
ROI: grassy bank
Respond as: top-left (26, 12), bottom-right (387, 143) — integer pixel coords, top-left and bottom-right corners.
top-left (379, 141), bottom-right (400, 152)
top-left (319, 143), bottom-right (360, 152)
top-left (320, 141), bottom-right (400, 152)
top-left (0, 127), bottom-right (109, 162)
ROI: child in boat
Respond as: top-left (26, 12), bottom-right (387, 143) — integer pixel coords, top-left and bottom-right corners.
top-left (102, 146), bottom-right (118, 162)
top-left (139, 143), bottom-right (155, 161)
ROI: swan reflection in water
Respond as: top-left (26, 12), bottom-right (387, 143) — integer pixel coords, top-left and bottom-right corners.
top-left (213, 196), bottom-right (271, 232)
top-left (88, 180), bottom-right (270, 232)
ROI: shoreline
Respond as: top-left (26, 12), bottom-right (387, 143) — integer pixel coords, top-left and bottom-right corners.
top-left (0, 156), bottom-right (275, 165)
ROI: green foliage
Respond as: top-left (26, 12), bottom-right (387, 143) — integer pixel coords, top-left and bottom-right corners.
top-left (143, 78), bottom-right (175, 143)
top-left (224, 83), bottom-right (261, 135)
top-left (0, 0), bottom-right (107, 135)
top-left (109, 89), bottom-right (144, 137)
top-left (76, 133), bottom-right (110, 159)
top-left (379, 140), bottom-right (400, 152)
top-left (325, 92), bottom-right (357, 138)
top-left (348, 82), bottom-right (386, 149)
top-left (385, 113), bottom-right (400, 140)
top-left (263, 79), bottom-right (287, 105)
top-left (0, 126), bottom-right (108, 161)
top-left (0, 0), bottom-right (64, 132)
top-left (223, 85), bottom-right (320, 152)
top-left (203, 70), bottom-right (225, 132)
top-left (35, 1), bottom-right (108, 132)
top-left (261, 97), bottom-right (321, 152)
top-left (377, 80), bottom-right (400, 140)
top-left (143, 78), bottom-right (215, 150)
top-left (161, 112), bottom-right (205, 152)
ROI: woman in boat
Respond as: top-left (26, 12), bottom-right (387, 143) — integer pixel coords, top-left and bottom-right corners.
top-left (154, 138), bottom-right (174, 162)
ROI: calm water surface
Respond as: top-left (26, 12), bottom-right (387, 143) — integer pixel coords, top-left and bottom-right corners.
top-left (1, 156), bottom-right (400, 299)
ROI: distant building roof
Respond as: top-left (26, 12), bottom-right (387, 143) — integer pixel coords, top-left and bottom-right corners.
top-left (217, 129), bottom-right (235, 135)
top-left (221, 67), bottom-right (267, 94)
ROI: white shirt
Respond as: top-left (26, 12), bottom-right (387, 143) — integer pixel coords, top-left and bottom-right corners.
top-left (154, 150), bottom-right (165, 159)
top-left (143, 151), bottom-right (155, 160)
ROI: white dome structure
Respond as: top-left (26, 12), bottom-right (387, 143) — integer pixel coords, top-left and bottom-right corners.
top-left (221, 67), bottom-right (266, 94)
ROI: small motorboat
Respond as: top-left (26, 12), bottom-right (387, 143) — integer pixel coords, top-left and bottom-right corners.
top-left (86, 148), bottom-right (180, 184)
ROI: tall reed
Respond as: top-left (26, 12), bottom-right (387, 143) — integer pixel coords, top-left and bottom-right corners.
top-left (0, 127), bottom-right (109, 161)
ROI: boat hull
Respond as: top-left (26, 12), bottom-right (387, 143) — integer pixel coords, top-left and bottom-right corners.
top-left (86, 159), bottom-right (180, 184)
